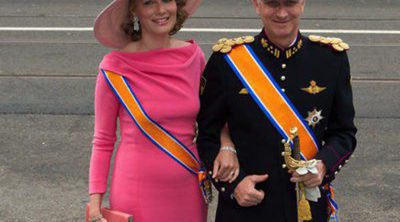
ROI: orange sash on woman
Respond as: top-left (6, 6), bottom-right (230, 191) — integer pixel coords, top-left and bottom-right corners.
top-left (101, 69), bottom-right (212, 203)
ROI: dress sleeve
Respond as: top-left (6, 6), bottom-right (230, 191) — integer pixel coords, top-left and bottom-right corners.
top-left (88, 70), bottom-right (120, 194)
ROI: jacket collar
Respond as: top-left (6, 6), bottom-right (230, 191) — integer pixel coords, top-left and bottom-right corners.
top-left (257, 29), bottom-right (303, 59)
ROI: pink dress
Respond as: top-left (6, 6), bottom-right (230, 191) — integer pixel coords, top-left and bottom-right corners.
top-left (89, 41), bottom-right (207, 222)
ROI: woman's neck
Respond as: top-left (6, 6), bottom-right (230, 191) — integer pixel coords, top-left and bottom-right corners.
top-left (137, 32), bottom-right (172, 51)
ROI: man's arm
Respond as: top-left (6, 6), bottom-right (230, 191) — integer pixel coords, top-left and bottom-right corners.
top-left (197, 53), bottom-right (247, 199)
top-left (316, 52), bottom-right (358, 184)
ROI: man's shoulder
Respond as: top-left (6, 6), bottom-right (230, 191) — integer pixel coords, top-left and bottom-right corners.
top-left (210, 36), bottom-right (256, 54)
top-left (304, 35), bottom-right (350, 56)
top-left (204, 36), bottom-right (256, 79)
top-left (206, 35), bottom-right (258, 68)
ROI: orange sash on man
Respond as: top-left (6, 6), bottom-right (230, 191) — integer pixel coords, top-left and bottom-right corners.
top-left (225, 44), bottom-right (319, 160)
top-left (224, 44), bottom-right (338, 221)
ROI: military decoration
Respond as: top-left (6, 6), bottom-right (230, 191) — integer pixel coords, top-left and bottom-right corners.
top-left (301, 80), bottom-right (326, 95)
top-left (198, 170), bottom-right (213, 204)
top-left (306, 109), bottom-right (324, 128)
top-left (239, 88), bottom-right (249, 94)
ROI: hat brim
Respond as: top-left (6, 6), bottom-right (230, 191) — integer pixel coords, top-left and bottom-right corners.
top-left (184, 0), bottom-right (202, 16)
top-left (94, 0), bottom-right (202, 49)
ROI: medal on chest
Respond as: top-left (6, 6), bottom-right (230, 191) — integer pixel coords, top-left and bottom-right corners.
top-left (306, 109), bottom-right (324, 128)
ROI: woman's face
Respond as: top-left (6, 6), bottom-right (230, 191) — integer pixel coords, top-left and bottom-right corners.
top-left (134, 0), bottom-right (178, 37)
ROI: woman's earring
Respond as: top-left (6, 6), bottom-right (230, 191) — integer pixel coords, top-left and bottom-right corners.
top-left (133, 16), bottom-right (139, 31)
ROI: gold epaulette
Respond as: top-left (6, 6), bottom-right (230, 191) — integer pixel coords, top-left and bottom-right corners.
top-left (308, 35), bottom-right (350, 52)
top-left (212, 36), bottom-right (255, 53)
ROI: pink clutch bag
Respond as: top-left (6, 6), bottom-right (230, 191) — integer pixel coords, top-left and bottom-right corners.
top-left (86, 203), bottom-right (133, 222)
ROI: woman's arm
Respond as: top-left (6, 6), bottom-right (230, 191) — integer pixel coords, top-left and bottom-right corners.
top-left (88, 71), bottom-right (120, 220)
top-left (213, 125), bottom-right (240, 183)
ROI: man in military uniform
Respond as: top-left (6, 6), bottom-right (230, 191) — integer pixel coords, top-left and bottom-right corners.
top-left (197, 0), bottom-right (357, 221)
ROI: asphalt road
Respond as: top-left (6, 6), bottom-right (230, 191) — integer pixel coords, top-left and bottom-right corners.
top-left (0, 0), bottom-right (399, 221)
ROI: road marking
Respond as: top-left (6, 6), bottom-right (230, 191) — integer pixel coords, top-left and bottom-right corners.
top-left (1, 75), bottom-right (399, 83)
top-left (1, 27), bottom-right (400, 34)
top-left (1, 41), bottom-right (400, 47)
top-left (184, 28), bottom-right (400, 34)
top-left (0, 27), bottom-right (93, 31)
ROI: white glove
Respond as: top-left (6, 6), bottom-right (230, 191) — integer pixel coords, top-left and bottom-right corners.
top-left (295, 160), bottom-right (321, 202)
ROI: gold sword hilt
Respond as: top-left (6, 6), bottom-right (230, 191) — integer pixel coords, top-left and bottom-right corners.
top-left (282, 127), bottom-right (304, 170)
top-left (281, 127), bottom-right (313, 222)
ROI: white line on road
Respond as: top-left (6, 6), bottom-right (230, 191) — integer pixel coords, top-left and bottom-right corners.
top-left (0, 27), bottom-right (92, 31)
top-left (1, 75), bottom-right (399, 83)
top-left (1, 27), bottom-right (400, 34)
top-left (2, 41), bottom-right (400, 47)
top-left (185, 28), bottom-right (400, 34)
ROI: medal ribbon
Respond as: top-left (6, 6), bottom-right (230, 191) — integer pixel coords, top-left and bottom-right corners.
top-left (325, 184), bottom-right (339, 221)
top-left (101, 69), bottom-right (210, 202)
top-left (224, 44), bottom-right (338, 218)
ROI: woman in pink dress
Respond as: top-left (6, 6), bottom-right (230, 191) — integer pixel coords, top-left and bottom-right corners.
top-left (88, 1), bottom-right (239, 221)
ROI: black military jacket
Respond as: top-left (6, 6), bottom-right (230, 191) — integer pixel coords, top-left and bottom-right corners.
top-left (197, 30), bottom-right (357, 222)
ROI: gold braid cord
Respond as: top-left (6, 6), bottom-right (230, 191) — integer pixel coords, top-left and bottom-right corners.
top-left (282, 127), bottom-right (313, 221)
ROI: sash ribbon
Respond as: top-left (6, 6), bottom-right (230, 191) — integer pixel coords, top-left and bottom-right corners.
top-left (224, 44), bottom-right (338, 220)
top-left (101, 69), bottom-right (211, 203)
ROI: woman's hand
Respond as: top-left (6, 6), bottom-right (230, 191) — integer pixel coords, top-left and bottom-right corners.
top-left (89, 214), bottom-right (108, 222)
top-left (89, 194), bottom-right (108, 222)
top-left (213, 125), bottom-right (240, 183)
top-left (213, 147), bottom-right (239, 183)
top-left (89, 208), bottom-right (107, 222)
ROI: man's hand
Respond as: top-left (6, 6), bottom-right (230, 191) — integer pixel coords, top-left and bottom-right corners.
top-left (290, 161), bottom-right (327, 187)
top-left (233, 174), bottom-right (268, 207)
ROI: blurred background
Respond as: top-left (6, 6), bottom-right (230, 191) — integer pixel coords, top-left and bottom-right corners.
top-left (0, 0), bottom-right (399, 221)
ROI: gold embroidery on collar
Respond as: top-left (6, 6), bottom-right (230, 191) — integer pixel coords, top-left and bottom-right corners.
top-left (261, 38), bottom-right (303, 59)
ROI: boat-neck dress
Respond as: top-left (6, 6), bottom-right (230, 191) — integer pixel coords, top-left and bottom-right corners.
top-left (89, 41), bottom-right (207, 222)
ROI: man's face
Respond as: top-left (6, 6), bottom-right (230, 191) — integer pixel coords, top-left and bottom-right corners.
top-left (252, 0), bottom-right (305, 40)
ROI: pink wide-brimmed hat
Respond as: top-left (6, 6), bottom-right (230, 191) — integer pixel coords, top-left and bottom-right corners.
top-left (94, 0), bottom-right (202, 49)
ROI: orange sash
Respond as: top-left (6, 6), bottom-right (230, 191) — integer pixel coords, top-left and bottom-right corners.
top-left (101, 69), bottom-right (211, 203)
top-left (225, 44), bottom-right (339, 220)
top-left (225, 45), bottom-right (319, 160)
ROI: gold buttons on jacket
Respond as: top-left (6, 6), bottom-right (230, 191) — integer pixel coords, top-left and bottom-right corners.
top-left (221, 187), bottom-right (226, 192)
top-left (282, 64), bottom-right (287, 69)
top-left (281, 76), bottom-right (286, 81)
